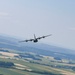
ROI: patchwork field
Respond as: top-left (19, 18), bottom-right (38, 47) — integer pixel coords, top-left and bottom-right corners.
top-left (0, 51), bottom-right (75, 75)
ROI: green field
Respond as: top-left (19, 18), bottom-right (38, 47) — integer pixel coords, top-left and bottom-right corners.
top-left (0, 51), bottom-right (75, 75)
top-left (0, 58), bottom-right (63, 75)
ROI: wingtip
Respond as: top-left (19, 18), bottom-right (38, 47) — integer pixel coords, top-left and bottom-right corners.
top-left (48, 34), bottom-right (52, 36)
top-left (50, 34), bottom-right (52, 36)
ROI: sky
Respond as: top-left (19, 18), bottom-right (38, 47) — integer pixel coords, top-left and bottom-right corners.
top-left (0, 0), bottom-right (75, 50)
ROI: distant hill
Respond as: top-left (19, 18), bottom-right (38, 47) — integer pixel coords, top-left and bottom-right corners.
top-left (0, 34), bottom-right (75, 60)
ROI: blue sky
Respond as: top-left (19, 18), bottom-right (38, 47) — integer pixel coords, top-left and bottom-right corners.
top-left (0, 0), bottom-right (75, 50)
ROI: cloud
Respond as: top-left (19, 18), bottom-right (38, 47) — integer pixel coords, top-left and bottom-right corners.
top-left (0, 12), bottom-right (9, 16)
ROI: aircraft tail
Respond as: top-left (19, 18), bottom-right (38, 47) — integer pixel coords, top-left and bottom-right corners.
top-left (34, 34), bottom-right (36, 39)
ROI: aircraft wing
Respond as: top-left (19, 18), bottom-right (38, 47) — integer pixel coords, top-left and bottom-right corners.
top-left (36, 34), bottom-right (52, 39)
top-left (19, 39), bottom-right (34, 42)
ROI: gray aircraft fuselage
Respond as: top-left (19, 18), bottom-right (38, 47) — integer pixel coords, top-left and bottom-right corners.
top-left (33, 39), bottom-right (38, 42)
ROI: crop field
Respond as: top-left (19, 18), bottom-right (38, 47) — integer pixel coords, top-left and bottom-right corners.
top-left (0, 50), bottom-right (75, 75)
top-left (0, 56), bottom-right (75, 75)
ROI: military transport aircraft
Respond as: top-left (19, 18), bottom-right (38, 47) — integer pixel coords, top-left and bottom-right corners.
top-left (19, 34), bottom-right (52, 43)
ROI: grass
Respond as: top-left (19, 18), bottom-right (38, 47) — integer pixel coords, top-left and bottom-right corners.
top-left (0, 68), bottom-right (43, 75)
top-left (0, 58), bottom-right (62, 75)
top-left (0, 54), bottom-right (75, 75)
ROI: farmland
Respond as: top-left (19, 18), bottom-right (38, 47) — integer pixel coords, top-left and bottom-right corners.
top-left (0, 50), bottom-right (75, 75)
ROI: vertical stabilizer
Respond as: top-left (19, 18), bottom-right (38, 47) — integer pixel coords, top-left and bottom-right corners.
top-left (34, 34), bottom-right (36, 39)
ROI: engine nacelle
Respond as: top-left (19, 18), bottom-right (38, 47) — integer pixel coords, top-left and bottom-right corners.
top-left (42, 36), bottom-right (45, 38)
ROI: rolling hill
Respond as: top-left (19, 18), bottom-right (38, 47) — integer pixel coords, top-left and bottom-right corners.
top-left (0, 34), bottom-right (75, 60)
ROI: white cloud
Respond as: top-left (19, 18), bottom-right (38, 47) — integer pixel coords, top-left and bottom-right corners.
top-left (0, 12), bottom-right (9, 16)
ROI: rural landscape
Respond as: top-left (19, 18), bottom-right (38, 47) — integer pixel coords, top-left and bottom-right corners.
top-left (0, 35), bottom-right (75, 75)
top-left (0, 1), bottom-right (75, 75)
